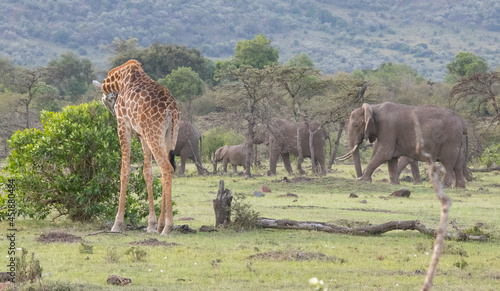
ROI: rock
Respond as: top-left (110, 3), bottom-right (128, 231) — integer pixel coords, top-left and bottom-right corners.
top-left (173, 224), bottom-right (197, 234)
top-left (107, 275), bottom-right (132, 286)
top-left (278, 193), bottom-right (298, 198)
top-left (379, 195), bottom-right (387, 199)
top-left (349, 192), bottom-right (358, 198)
top-left (390, 188), bottom-right (411, 198)
top-left (360, 199), bottom-right (367, 204)
top-left (200, 225), bottom-right (217, 232)
top-left (401, 175), bottom-right (413, 182)
top-left (179, 217), bottom-right (194, 221)
top-left (260, 185), bottom-right (272, 193)
top-left (254, 191), bottom-right (265, 197)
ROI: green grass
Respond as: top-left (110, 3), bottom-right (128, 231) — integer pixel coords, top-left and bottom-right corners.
top-left (2, 163), bottom-right (500, 290)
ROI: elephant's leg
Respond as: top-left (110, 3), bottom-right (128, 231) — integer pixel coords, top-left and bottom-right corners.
top-left (179, 156), bottom-right (187, 175)
top-left (396, 156), bottom-right (411, 177)
top-left (222, 159), bottom-right (228, 174)
top-left (282, 153), bottom-right (294, 175)
top-left (232, 164), bottom-right (238, 174)
top-left (441, 160), bottom-right (454, 188)
top-left (360, 150), bottom-right (392, 182)
top-left (409, 160), bottom-right (421, 184)
top-left (268, 150), bottom-right (279, 176)
top-left (387, 157), bottom-right (400, 185)
top-left (296, 156), bottom-right (305, 175)
top-left (453, 157), bottom-right (466, 188)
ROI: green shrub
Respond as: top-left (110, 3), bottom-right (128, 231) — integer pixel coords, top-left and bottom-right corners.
top-left (1, 101), bottom-right (174, 223)
top-left (481, 144), bottom-right (500, 167)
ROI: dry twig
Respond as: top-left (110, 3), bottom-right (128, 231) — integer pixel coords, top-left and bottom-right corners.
top-left (412, 112), bottom-right (452, 291)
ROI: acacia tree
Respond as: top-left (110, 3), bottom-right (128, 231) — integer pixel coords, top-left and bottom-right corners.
top-left (14, 68), bottom-right (48, 128)
top-left (449, 72), bottom-right (500, 123)
top-left (158, 66), bottom-right (205, 121)
top-left (274, 65), bottom-right (324, 173)
top-left (216, 65), bottom-right (277, 177)
top-left (308, 72), bottom-right (371, 169)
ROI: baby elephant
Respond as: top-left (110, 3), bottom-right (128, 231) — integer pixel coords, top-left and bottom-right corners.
top-left (211, 144), bottom-right (248, 174)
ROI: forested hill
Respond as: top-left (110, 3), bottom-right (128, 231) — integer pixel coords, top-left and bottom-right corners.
top-left (2, 0), bottom-right (500, 80)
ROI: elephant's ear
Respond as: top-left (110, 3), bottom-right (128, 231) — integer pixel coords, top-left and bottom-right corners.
top-left (362, 103), bottom-right (377, 143)
top-left (217, 145), bottom-right (229, 159)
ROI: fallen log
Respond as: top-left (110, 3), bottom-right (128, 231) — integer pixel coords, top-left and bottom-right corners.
top-left (257, 218), bottom-right (487, 241)
top-left (469, 166), bottom-right (500, 172)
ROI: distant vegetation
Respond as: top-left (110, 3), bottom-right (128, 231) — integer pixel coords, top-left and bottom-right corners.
top-left (1, 0), bottom-right (500, 80)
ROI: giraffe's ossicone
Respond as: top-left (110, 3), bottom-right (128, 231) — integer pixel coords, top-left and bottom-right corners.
top-left (93, 60), bottom-right (181, 235)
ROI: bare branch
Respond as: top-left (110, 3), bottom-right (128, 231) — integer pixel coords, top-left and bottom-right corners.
top-left (413, 112), bottom-right (452, 291)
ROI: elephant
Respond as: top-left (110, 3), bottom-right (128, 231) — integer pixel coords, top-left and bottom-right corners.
top-left (210, 144), bottom-right (248, 174)
top-left (174, 120), bottom-right (206, 175)
top-left (254, 119), bottom-right (327, 176)
top-left (339, 102), bottom-right (467, 188)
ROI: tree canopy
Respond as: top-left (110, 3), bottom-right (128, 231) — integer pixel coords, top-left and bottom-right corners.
top-left (234, 34), bottom-right (279, 69)
top-left (446, 52), bottom-right (489, 79)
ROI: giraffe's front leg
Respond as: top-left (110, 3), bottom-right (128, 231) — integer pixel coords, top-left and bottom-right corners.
top-left (142, 142), bottom-right (157, 233)
top-left (112, 125), bottom-right (132, 232)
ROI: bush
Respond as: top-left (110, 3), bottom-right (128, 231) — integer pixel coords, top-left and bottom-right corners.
top-left (2, 101), bottom-right (172, 223)
top-left (481, 144), bottom-right (500, 167)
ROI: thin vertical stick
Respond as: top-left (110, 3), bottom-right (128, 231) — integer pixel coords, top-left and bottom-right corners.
top-left (412, 112), bottom-right (452, 291)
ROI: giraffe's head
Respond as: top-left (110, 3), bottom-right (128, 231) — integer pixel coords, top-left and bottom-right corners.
top-left (92, 80), bottom-right (118, 116)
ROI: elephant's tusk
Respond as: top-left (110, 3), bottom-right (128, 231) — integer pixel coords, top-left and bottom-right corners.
top-left (337, 144), bottom-right (358, 161)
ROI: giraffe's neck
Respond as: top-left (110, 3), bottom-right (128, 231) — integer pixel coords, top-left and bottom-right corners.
top-left (101, 59), bottom-right (143, 94)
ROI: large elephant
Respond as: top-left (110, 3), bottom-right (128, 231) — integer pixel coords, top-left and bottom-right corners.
top-left (254, 119), bottom-right (327, 176)
top-left (175, 120), bottom-right (205, 175)
top-left (210, 144), bottom-right (248, 174)
top-left (340, 102), bottom-right (467, 188)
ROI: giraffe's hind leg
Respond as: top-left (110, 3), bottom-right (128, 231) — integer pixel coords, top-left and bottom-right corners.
top-left (141, 141), bottom-right (157, 233)
top-left (146, 139), bottom-right (175, 235)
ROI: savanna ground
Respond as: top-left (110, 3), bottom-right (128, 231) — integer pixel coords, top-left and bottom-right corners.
top-left (1, 162), bottom-right (500, 290)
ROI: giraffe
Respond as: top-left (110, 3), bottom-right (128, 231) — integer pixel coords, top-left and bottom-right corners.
top-left (93, 60), bottom-right (180, 235)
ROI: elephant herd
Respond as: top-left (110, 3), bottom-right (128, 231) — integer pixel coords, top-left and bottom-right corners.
top-left (167, 102), bottom-right (470, 188)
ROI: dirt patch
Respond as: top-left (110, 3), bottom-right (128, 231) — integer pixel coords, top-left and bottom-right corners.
top-left (248, 250), bottom-right (340, 262)
top-left (129, 238), bottom-right (178, 247)
top-left (37, 232), bottom-right (82, 243)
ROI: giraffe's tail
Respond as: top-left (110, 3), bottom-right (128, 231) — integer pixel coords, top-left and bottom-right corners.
top-left (169, 150), bottom-right (176, 171)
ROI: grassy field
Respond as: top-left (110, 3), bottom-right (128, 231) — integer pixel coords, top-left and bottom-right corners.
top-left (2, 162), bottom-right (500, 290)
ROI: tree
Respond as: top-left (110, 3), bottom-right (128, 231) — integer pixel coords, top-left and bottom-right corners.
top-left (274, 65), bottom-right (324, 173)
top-left (285, 53), bottom-right (315, 68)
top-left (45, 52), bottom-right (94, 99)
top-left (3, 101), bottom-right (163, 222)
top-left (13, 68), bottom-right (48, 128)
top-left (110, 42), bottom-right (215, 82)
top-left (158, 67), bottom-right (205, 121)
top-left (217, 65), bottom-right (278, 177)
top-left (234, 34), bottom-right (279, 69)
top-left (446, 52), bottom-right (488, 81)
top-left (449, 72), bottom-right (500, 122)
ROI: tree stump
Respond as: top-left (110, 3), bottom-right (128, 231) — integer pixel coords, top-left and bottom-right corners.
top-left (213, 180), bottom-right (233, 228)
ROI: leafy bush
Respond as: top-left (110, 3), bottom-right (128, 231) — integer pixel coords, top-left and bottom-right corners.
top-left (2, 101), bottom-right (172, 223)
top-left (481, 144), bottom-right (500, 167)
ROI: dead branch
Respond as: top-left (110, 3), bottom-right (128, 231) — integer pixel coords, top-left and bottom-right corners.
top-left (412, 112), bottom-right (452, 291)
top-left (86, 230), bottom-right (128, 236)
top-left (469, 166), bottom-right (500, 172)
top-left (257, 218), bottom-right (485, 241)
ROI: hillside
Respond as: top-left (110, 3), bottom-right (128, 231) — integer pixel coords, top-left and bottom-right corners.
top-left (1, 0), bottom-right (499, 80)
